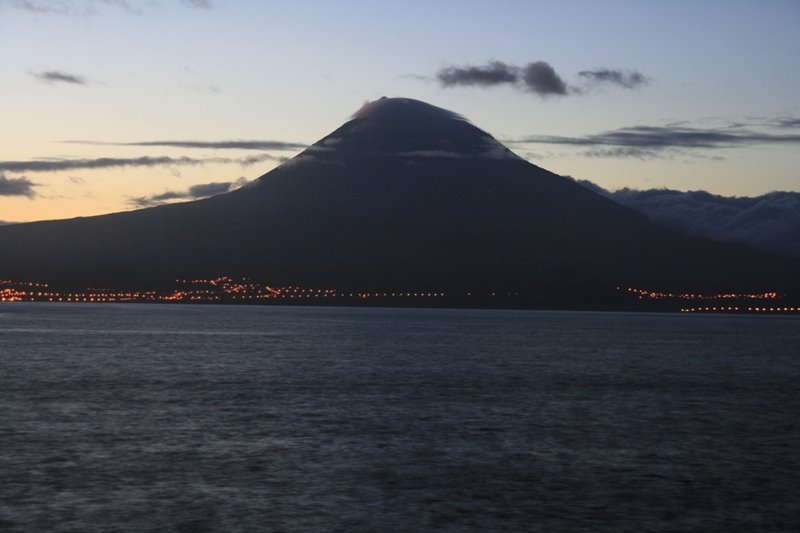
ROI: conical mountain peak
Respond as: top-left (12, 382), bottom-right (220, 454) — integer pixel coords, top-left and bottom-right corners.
top-left (1, 97), bottom-right (796, 302)
top-left (305, 96), bottom-right (519, 160)
top-left (350, 97), bottom-right (467, 122)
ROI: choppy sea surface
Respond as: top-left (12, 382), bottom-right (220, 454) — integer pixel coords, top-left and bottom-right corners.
top-left (1, 303), bottom-right (799, 532)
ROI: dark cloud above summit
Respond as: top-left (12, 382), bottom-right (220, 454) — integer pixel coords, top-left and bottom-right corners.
top-left (436, 60), bottom-right (644, 97)
top-left (0, 154), bottom-right (278, 173)
top-left (579, 180), bottom-right (800, 259)
top-left (436, 60), bottom-right (568, 95)
top-left (578, 69), bottom-right (648, 89)
top-left (31, 70), bottom-right (87, 85)
top-left (128, 179), bottom-right (246, 208)
top-left (64, 139), bottom-right (307, 151)
top-left (437, 61), bottom-right (519, 87)
top-left (520, 62), bottom-right (568, 96)
top-left (0, 173), bottom-right (37, 197)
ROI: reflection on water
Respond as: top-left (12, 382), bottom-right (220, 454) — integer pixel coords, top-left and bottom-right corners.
top-left (2, 303), bottom-right (799, 531)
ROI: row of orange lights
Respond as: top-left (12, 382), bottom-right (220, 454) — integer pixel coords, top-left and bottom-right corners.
top-left (625, 287), bottom-right (780, 301)
top-left (1, 277), bottom-right (447, 303)
top-left (681, 306), bottom-right (799, 313)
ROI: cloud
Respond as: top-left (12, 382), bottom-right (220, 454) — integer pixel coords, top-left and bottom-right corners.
top-left (0, 173), bottom-right (37, 197)
top-left (0, 154), bottom-right (280, 173)
top-left (774, 117), bottom-right (800, 128)
top-left (435, 60), bottom-right (644, 97)
top-left (13, 1), bottom-right (56, 13)
top-left (13, 0), bottom-right (98, 15)
top-left (514, 124), bottom-right (800, 156)
top-left (436, 60), bottom-right (568, 95)
top-left (13, 0), bottom-right (197, 15)
top-left (580, 181), bottom-right (800, 259)
top-left (181, 0), bottom-right (212, 7)
top-left (31, 70), bottom-right (87, 85)
top-left (0, 156), bottom-right (208, 173)
top-left (183, 83), bottom-right (222, 94)
top-left (238, 153), bottom-right (280, 166)
top-left (581, 147), bottom-right (663, 159)
top-left (64, 139), bottom-right (307, 151)
top-left (185, 181), bottom-right (234, 197)
top-left (520, 61), bottom-right (568, 96)
top-left (128, 179), bottom-right (246, 208)
top-left (437, 61), bottom-right (519, 87)
top-left (578, 69), bottom-right (649, 89)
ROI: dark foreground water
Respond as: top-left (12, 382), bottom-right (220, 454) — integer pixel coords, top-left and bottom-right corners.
top-left (1, 304), bottom-right (799, 532)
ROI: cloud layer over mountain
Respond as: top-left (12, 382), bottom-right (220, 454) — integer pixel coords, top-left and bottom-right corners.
top-left (128, 178), bottom-right (248, 207)
top-left (580, 181), bottom-right (800, 259)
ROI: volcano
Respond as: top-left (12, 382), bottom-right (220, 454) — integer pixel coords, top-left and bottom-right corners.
top-left (1, 97), bottom-right (797, 306)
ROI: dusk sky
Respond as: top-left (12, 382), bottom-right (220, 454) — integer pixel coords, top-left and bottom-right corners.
top-left (2, 0), bottom-right (799, 223)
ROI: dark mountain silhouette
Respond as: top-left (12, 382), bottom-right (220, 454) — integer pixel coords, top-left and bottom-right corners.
top-left (1, 97), bottom-right (797, 306)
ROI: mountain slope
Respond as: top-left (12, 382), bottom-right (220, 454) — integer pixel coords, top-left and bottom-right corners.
top-left (1, 97), bottom-right (797, 304)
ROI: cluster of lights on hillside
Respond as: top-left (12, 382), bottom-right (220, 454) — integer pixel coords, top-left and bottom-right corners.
top-left (2, 279), bottom-right (796, 313)
top-left (0, 277), bottom-right (446, 304)
top-left (624, 287), bottom-right (779, 301)
top-left (0, 279), bottom-right (160, 303)
top-left (623, 286), bottom-right (797, 314)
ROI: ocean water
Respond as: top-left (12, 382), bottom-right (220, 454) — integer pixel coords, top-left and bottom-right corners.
top-left (1, 303), bottom-right (799, 532)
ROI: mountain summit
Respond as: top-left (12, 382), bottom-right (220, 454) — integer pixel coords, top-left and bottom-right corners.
top-left (306, 97), bottom-right (518, 159)
top-left (0, 97), bottom-right (797, 305)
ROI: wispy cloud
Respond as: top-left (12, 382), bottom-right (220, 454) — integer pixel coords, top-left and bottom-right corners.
top-left (578, 69), bottom-right (649, 89)
top-left (438, 61), bottom-right (519, 88)
top-left (14, 0), bottom-right (88, 15)
top-left (63, 139), bottom-right (307, 151)
top-left (182, 83), bottom-right (222, 94)
top-left (30, 70), bottom-right (87, 85)
top-left (239, 154), bottom-right (284, 165)
top-left (14, 0), bottom-right (201, 15)
top-left (435, 60), bottom-right (645, 97)
top-left (128, 179), bottom-right (246, 208)
top-left (773, 116), bottom-right (800, 128)
top-left (0, 154), bottom-right (279, 173)
top-left (0, 173), bottom-right (37, 197)
top-left (0, 156), bottom-right (210, 173)
top-left (513, 123), bottom-right (800, 158)
top-left (14, 0), bottom-right (137, 16)
top-left (181, 0), bottom-right (213, 8)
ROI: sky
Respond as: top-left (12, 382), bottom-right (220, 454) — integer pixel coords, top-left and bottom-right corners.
top-left (1, 0), bottom-right (799, 223)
